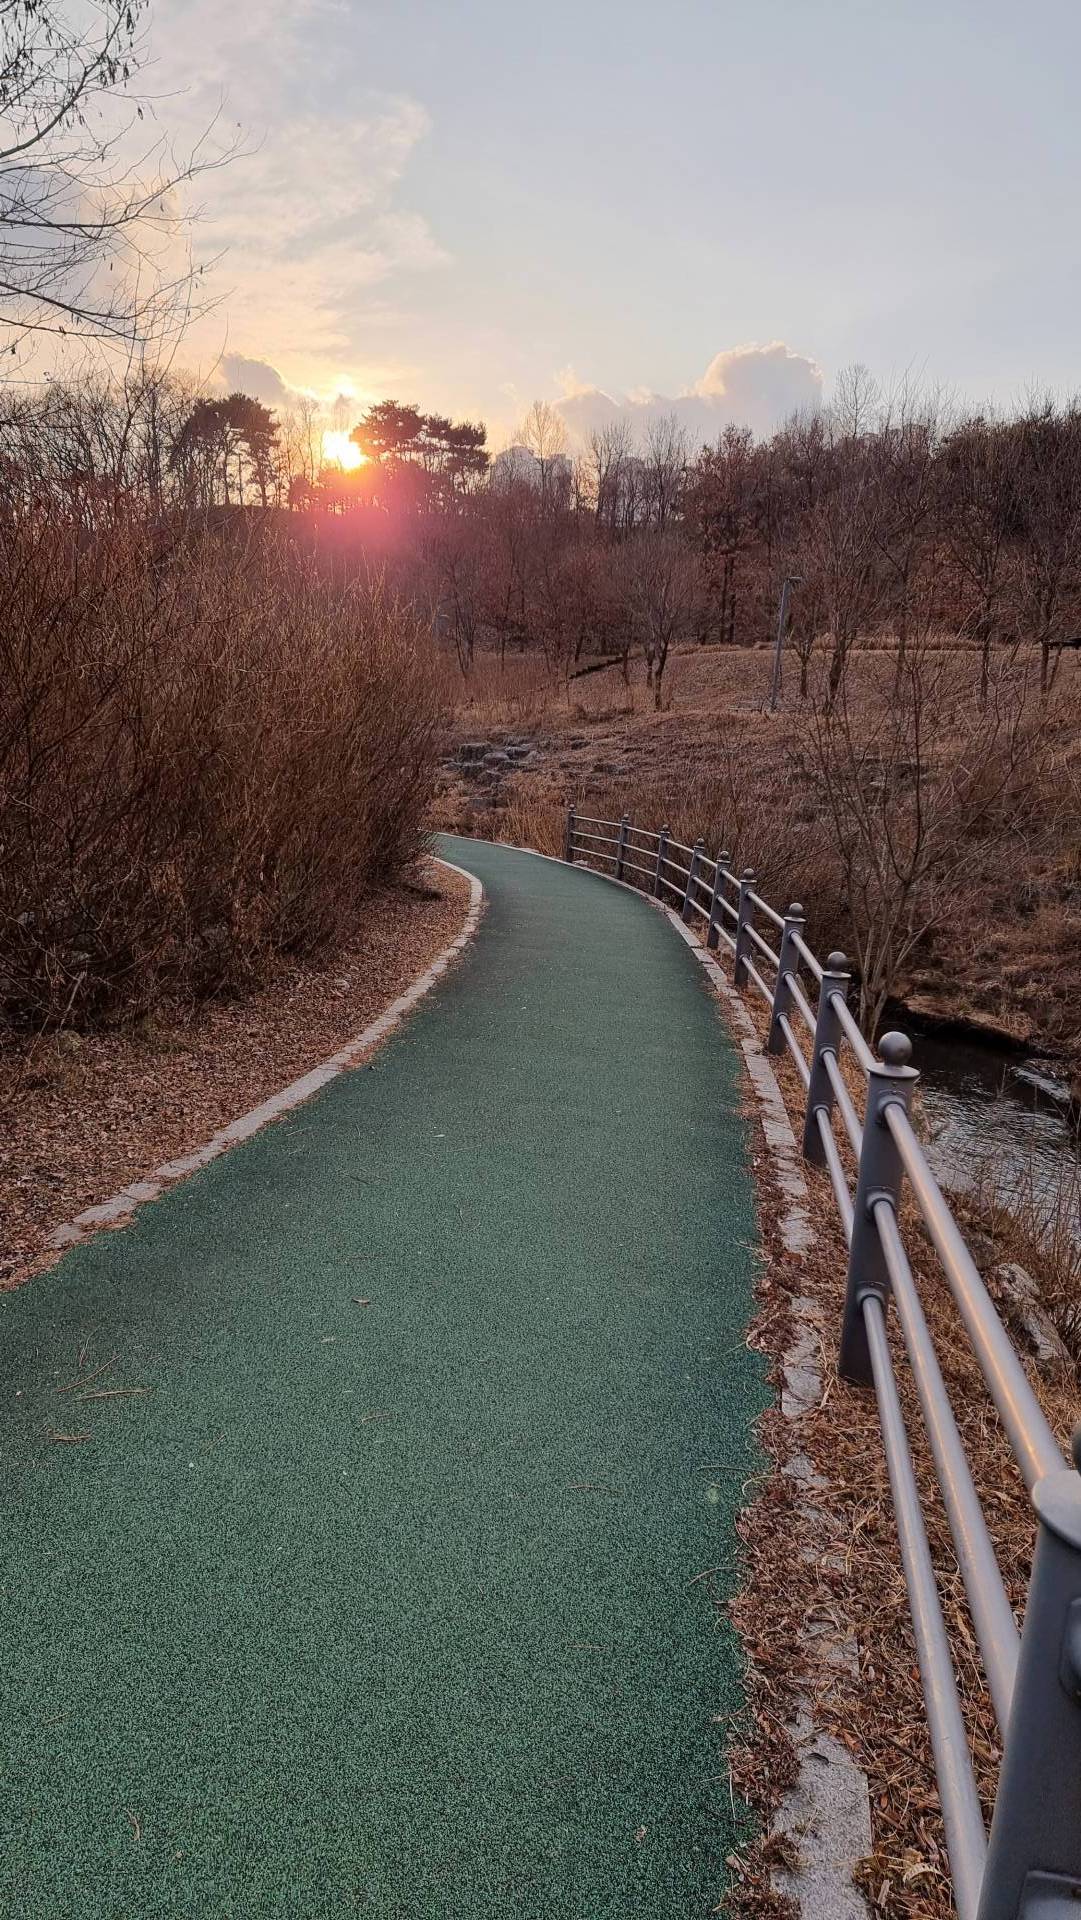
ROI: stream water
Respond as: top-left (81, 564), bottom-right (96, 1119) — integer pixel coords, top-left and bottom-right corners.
top-left (912, 1025), bottom-right (1081, 1226)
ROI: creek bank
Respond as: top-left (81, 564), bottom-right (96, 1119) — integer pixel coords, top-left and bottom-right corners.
top-left (904, 1014), bottom-right (1081, 1234)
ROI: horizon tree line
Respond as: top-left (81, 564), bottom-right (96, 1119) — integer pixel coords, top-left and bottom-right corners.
top-left (2, 367), bottom-right (1081, 702)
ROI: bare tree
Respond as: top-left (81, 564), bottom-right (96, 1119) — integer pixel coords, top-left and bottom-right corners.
top-left (622, 531), bottom-right (703, 708)
top-left (814, 376), bottom-right (886, 703)
top-left (281, 394), bottom-right (323, 490)
top-left (584, 419), bottom-right (632, 533)
top-left (480, 482), bottom-right (538, 668)
top-left (641, 412), bottom-right (687, 531)
top-left (418, 511), bottom-right (484, 675)
top-left (683, 423), bottom-right (761, 647)
top-left (1013, 395), bottom-right (1081, 696)
top-left (0, 0), bottom-right (227, 351)
top-left (870, 382), bottom-right (947, 691)
top-left (515, 399), bottom-right (570, 507)
top-left (940, 412), bottom-right (1022, 707)
top-left (802, 646), bottom-right (1040, 1032)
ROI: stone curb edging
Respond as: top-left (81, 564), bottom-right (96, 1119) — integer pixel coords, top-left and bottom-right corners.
top-left (484, 840), bottom-right (872, 1920)
top-left (42, 858), bottom-right (484, 1257)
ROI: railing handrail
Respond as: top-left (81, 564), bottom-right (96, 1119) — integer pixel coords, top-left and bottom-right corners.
top-left (561, 806), bottom-right (1081, 1917)
top-left (830, 989), bottom-right (877, 1074)
top-left (792, 929), bottom-right (824, 982)
top-left (884, 1101), bottom-right (1063, 1490)
top-left (747, 888), bottom-right (785, 930)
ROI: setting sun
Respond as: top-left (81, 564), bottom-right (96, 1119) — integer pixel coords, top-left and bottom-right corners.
top-left (321, 429), bottom-right (365, 470)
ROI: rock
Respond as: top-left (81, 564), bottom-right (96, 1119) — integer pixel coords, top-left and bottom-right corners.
top-left (994, 1261), bottom-right (1074, 1373)
top-left (483, 750), bottom-right (510, 768)
top-left (458, 741), bottom-right (488, 762)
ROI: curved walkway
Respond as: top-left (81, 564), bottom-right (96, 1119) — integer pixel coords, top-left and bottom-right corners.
top-left (0, 837), bottom-right (765, 1918)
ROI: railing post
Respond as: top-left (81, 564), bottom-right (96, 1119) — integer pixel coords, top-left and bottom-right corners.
top-left (682, 837), bottom-right (704, 921)
top-left (615, 814), bottom-right (629, 881)
top-left (767, 902), bottom-right (804, 1054)
top-left (801, 952), bottom-right (851, 1165)
top-left (840, 1031), bottom-right (919, 1385)
top-left (564, 805), bottom-right (576, 863)
top-left (653, 823), bottom-right (670, 898)
top-left (706, 851), bottom-right (730, 951)
top-left (733, 868), bottom-right (756, 987)
top-left (976, 1433), bottom-right (1081, 1917)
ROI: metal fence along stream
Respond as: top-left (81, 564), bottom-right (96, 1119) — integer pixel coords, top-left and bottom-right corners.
top-left (563, 805), bottom-right (1081, 1920)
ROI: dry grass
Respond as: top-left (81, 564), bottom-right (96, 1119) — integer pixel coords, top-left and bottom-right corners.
top-left (963, 1146), bottom-right (1081, 1361)
top-left (0, 505), bottom-right (444, 1030)
top-left (434, 648), bottom-right (559, 729)
top-left (438, 641), bottom-right (1081, 1083)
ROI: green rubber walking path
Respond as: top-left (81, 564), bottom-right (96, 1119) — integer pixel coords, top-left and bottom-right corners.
top-left (0, 837), bottom-right (765, 1918)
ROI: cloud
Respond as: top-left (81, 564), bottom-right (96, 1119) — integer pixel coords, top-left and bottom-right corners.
top-left (217, 353), bottom-right (295, 404)
top-left (554, 342), bottom-right (823, 447)
top-left (208, 356), bottom-right (421, 428)
top-left (138, 0), bottom-right (449, 382)
top-left (195, 97), bottom-right (448, 370)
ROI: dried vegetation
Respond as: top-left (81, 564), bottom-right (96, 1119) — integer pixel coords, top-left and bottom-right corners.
top-left (437, 641), bottom-right (1081, 1085)
top-left (0, 505), bottom-right (443, 1029)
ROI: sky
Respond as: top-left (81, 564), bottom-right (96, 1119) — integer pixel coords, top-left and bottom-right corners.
top-left (140, 0), bottom-right (1081, 446)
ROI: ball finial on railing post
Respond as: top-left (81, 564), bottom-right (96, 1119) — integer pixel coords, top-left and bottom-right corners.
top-left (879, 1031), bottom-right (914, 1069)
top-left (827, 950), bottom-right (848, 974)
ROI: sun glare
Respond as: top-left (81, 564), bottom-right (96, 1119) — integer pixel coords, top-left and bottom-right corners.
top-left (321, 430), bottom-right (365, 470)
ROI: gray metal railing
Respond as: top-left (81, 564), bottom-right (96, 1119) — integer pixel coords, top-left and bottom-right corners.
top-left (563, 806), bottom-right (1081, 1920)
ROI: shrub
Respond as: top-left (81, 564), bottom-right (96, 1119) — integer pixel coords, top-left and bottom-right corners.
top-left (0, 507), bottom-right (443, 1027)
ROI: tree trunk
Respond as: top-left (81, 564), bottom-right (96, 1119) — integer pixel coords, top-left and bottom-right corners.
top-left (893, 599), bottom-right (908, 695)
top-left (827, 629), bottom-right (848, 706)
top-left (978, 609), bottom-right (992, 710)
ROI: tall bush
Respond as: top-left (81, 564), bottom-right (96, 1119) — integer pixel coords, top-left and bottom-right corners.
top-left (0, 509), bottom-right (443, 1026)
